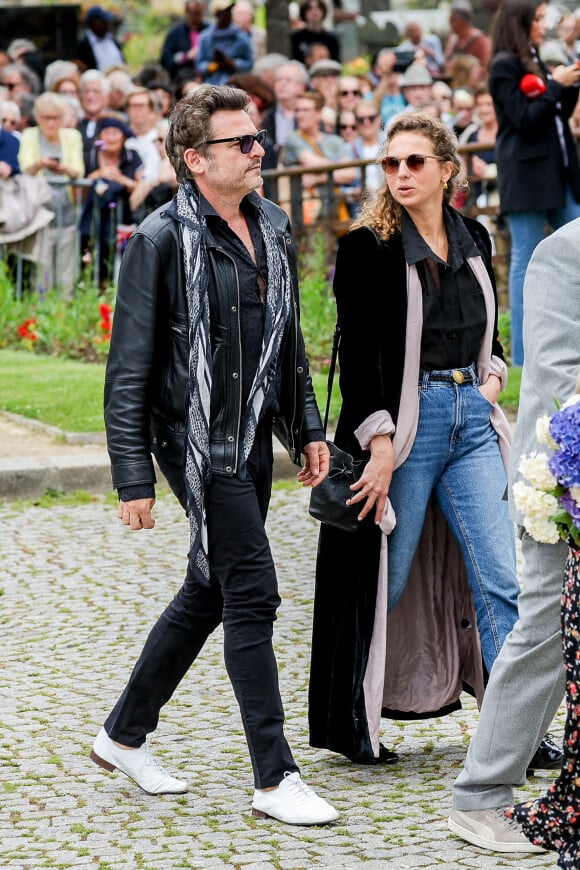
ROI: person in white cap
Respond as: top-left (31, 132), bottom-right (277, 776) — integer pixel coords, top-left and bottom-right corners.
top-left (398, 63), bottom-right (434, 111)
top-left (196, 0), bottom-right (253, 85)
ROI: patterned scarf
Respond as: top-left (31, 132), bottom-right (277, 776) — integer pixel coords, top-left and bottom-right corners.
top-left (174, 181), bottom-right (292, 585)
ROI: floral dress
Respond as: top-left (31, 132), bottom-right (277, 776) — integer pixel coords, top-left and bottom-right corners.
top-left (508, 545), bottom-right (580, 869)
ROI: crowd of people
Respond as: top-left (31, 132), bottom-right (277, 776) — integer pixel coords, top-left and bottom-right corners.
top-left (2, 2), bottom-right (580, 863)
top-left (2, 0), bottom-right (579, 304)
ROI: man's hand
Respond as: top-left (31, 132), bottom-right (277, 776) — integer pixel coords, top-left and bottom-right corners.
top-left (297, 441), bottom-right (330, 487)
top-left (117, 498), bottom-right (156, 530)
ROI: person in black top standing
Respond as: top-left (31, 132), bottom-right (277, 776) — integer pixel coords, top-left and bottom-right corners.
top-left (488, 0), bottom-right (580, 366)
top-left (160, 0), bottom-right (208, 82)
top-left (309, 111), bottom-right (559, 778)
top-left (291, 0), bottom-right (341, 65)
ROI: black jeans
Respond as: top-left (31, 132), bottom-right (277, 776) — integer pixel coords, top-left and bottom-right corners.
top-left (104, 425), bottom-right (299, 788)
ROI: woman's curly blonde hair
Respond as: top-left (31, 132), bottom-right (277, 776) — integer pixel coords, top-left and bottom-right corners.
top-left (352, 111), bottom-right (465, 240)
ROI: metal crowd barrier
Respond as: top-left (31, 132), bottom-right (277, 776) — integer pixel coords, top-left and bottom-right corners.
top-left (1, 142), bottom-right (498, 297)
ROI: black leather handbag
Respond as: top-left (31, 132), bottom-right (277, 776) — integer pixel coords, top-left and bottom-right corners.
top-left (308, 323), bottom-right (367, 532)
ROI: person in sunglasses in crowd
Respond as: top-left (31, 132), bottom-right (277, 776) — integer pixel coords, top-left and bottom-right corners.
top-left (336, 74), bottom-right (363, 114)
top-left (309, 111), bottom-right (561, 777)
top-left (347, 101), bottom-right (385, 194)
top-left (90, 84), bottom-right (337, 827)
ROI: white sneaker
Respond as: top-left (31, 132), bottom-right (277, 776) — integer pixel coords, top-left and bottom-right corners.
top-left (252, 771), bottom-right (339, 825)
top-left (90, 727), bottom-right (188, 795)
top-left (448, 809), bottom-right (548, 853)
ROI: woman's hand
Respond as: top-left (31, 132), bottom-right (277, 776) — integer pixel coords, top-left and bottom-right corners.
top-left (347, 433), bottom-right (394, 525)
top-left (479, 373), bottom-right (501, 405)
top-left (551, 63), bottom-right (580, 88)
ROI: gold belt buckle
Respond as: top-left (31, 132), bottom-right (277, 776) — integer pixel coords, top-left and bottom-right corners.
top-left (452, 370), bottom-right (465, 384)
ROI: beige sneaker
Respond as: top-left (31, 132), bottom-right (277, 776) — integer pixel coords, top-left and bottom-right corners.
top-left (448, 809), bottom-right (548, 853)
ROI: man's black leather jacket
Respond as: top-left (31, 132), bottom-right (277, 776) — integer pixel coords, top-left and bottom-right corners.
top-left (104, 192), bottom-right (323, 490)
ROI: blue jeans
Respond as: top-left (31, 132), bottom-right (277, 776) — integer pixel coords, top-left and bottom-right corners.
top-left (386, 367), bottom-right (520, 672)
top-left (507, 185), bottom-right (580, 366)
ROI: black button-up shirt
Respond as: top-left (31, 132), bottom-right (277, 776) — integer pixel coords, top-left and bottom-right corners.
top-left (401, 205), bottom-right (487, 371)
top-left (201, 192), bottom-right (268, 412)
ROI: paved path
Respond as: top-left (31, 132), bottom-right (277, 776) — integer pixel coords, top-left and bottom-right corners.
top-left (0, 483), bottom-right (562, 870)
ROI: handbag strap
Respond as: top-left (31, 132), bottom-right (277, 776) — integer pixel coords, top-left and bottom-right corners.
top-left (323, 321), bottom-right (341, 435)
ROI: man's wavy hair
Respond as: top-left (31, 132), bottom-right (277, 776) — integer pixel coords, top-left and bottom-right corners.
top-left (352, 111), bottom-right (464, 241)
top-left (166, 84), bottom-right (249, 182)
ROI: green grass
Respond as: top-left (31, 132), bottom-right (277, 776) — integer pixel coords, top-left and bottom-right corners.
top-left (501, 365), bottom-right (522, 418)
top-left (0, 348), bottom-right (521, 435)
top-left (0, 349), bottom-right (105, 432)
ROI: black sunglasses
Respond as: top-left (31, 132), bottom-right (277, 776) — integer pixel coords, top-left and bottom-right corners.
top-left (339, 123), bottom-right (357, 131)
top-left (382, 153), bottom-right (445, 174)
top-left (199, 129), bottom-right (267, 154)
top-left (340, 89), bottom-right (361, 97)
top-left (356, 113), bottom-right (378, 124)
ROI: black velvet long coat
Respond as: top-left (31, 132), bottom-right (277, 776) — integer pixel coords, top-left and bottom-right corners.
top-left (308, 214), bottom-right (503, 763)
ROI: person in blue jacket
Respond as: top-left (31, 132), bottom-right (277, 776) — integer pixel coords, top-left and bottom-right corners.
top-left (0, 124), bottom-right (20, 178)
top-left (196, 0), bottom-right (253, 86)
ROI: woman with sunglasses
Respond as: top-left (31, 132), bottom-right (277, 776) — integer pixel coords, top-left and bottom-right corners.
top-left (309, 111), bottom-right (558, 774)
top-left (488, 0), bottom-right (580, 367)
top-left (348, 100), bottom-right (384, 194)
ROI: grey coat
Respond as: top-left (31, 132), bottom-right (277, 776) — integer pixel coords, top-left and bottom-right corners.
top-left (509, 216), bottom-right (580, 524)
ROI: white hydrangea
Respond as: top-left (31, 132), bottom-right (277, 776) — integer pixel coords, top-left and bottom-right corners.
top-left (535, 415), bottom-right (558, 451)
top-left (570, 485), bottom-right (580, 507)
top-left (518, 452), bottom-right (557, 492)
top-left (512, 481), bottom-right (558, 521)
top-left (525, 516), bottom-right (561, 545)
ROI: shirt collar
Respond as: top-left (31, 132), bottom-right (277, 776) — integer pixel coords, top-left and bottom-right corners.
top-left (198, 190), bottom-right (261, 222)
top-left (401, 203), bottom-right (479, 270)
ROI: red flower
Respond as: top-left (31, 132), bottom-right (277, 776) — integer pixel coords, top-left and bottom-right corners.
top-left (96, 303), bottom-right (112, 343)
top-left (17, 318), bottom-right (38, 341)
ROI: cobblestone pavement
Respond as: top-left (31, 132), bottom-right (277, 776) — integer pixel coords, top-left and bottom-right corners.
top-left (0, 485), bottom-right (563, 870)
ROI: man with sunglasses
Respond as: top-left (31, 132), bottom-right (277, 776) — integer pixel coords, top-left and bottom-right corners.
top-left (91, 84), bottom-right (337, 827)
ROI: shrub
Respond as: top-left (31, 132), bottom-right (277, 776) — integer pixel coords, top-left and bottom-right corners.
top-left (0, 261), bottom-right (114, 363)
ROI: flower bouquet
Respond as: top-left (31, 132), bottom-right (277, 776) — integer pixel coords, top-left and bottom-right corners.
top-left (512, 394), bottom-right (580, 547)
top-left (509, 392), bottom-right (580, 866)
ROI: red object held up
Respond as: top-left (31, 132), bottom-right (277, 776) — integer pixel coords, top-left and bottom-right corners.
top-left (520, 73), bottom-right (547, 98)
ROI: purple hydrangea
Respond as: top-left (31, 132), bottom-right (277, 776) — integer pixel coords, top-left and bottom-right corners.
top-left (549, 446), bottom-right (580, 488)
top-left (560, 491), bottom-right (580, 526)
top-left (549, 401), bottom-right (580, 452)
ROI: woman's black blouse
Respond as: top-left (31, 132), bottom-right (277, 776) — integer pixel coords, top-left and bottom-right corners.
top-left (401, 206), bottom-right (487, 370)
